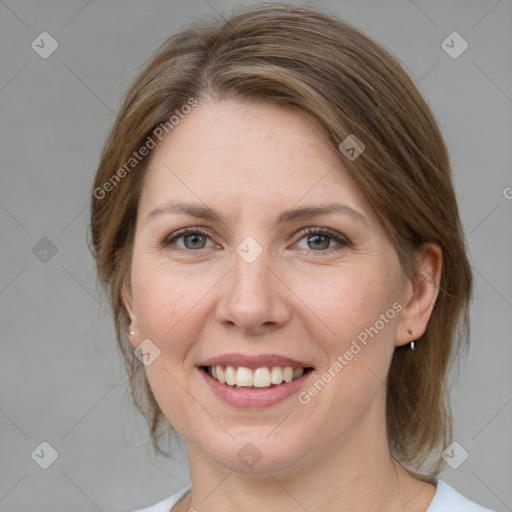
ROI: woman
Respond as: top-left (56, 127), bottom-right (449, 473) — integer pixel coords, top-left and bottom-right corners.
top-left (90, 4), bottom-right (495, 511)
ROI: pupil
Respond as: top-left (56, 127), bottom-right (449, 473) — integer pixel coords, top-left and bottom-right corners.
top-left (309, 234), bottom-right (329, 250)
top-left (186, 234), bottom-right (204, 249)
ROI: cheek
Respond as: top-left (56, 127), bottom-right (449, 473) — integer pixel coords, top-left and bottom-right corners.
top-left (298, 264), bottom-right (399, 350)
top-left (291, 271), bottom-right (398, 434)
top-left (129, 261), bottom-right (212, 435)
top-left (297, 263), bottom-right (400, 403)
top-left (131, 260), bottom-right (211, 346)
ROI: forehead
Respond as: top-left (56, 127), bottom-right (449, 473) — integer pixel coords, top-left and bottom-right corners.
top-left (138, 99), bottom-right (377, 225)
top-left (148, 99), bottom-right (331, 171)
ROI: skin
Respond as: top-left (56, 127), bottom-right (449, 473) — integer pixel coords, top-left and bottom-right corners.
top-left (122, 99), bottom-right (442, 512)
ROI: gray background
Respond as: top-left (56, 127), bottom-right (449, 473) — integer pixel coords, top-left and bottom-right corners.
top-left (1, 0), bottom-right (511, 511)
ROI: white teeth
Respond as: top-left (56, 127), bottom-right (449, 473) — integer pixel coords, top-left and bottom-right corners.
top-left (235, 366), bottom-right (253, 387)
top-left (283, 367), bottom-right (294, 383)
top-left (225, 365), bottom-right (236, 385)
top-left (253, 367), bottom-right (271, 387)
top-left (208, 365), bottom-right (308, 388)
top-left (270, 366), bottom-right (283, 384)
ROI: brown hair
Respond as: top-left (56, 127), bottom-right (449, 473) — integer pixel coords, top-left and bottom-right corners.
top-left (89, 3), bottom-right (472, 477)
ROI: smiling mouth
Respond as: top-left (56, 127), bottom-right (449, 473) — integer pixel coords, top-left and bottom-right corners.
top-left (201, 365), bottom-right (314, 389)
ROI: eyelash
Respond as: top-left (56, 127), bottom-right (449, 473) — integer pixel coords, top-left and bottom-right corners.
top-left (161, 227), bottom-right (351, 255)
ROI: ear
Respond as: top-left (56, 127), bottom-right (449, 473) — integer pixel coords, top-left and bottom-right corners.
top-left (395, 243), bottom-right (443, 347)
top-left (121, 278), bottom-right (139, 348)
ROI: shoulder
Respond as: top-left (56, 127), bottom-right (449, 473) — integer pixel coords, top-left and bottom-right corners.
top-left (428, 480), bottom-right (497, 512)
top-left (131, 485), bottom-right (191, 512)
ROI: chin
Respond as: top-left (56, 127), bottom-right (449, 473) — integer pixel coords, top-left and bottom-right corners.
top-left (198, 427), bottom-right (310, 475)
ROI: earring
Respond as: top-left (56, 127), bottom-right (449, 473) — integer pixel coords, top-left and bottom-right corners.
top-left (128, 327), bottom-right (135, 336)
top-left (407, 328), bottom-right (415, 350)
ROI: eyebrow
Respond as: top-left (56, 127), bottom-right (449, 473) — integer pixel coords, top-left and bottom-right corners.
top-left (145, 201), bottom-right (368, 227)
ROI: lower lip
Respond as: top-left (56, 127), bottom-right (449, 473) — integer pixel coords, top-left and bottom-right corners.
top-left (199, 368), bottom-right (314, 408)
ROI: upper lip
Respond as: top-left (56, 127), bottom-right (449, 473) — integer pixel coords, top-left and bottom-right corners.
top-left (200, 353), bottom-right (314, 369)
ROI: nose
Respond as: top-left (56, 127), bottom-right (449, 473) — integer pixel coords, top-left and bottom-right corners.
top-left (215, 245), bottom-right (292, 336)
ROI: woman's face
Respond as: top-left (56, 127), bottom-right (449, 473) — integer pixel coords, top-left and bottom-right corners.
top-left (124, 99), bottom-right (414, 473)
